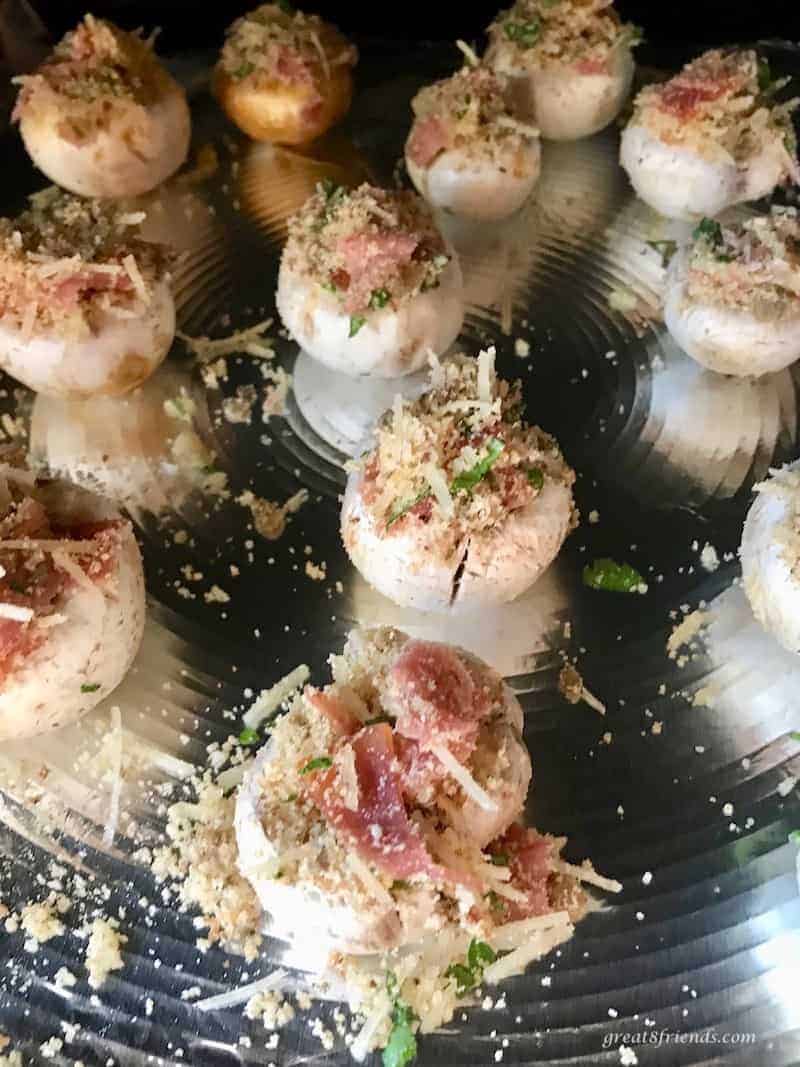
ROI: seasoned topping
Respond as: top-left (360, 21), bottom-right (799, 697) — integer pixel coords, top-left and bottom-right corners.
top-left (358, 351), bottom-right (575, 542)
top-left (630, 49), bottom-right (799, 168)
top-left (219, 3), bottom-right (356, 88)
top-left (487, 0), bottom-right (640, 70)
top-left (683, 207), bottom-right (800, 318)
top-left (0, 187), bottom-right (168, 337)
top-left (282, 182), bottom-right (450, 323)
top-left (407, 66), bottom-right (538, 169)
top-left (13, 15), bottom-right (173, 134)
top-left (0, 474), bottom-right (121, 683)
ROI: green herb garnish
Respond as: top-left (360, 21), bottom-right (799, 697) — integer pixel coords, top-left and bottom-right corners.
top-left (370, 288), bottom-right (391, 309)
top-left (444, 962), bottom-right (475, 995)
top-left (391, 879), bottom-right (411, 891)
top-left (365, 714), bottom-right (394, 726)
top-left (81, 683), bottom-right (101, 693)
top-left (489, 851), bottom-right (509, 867)
top-left (383, 974), bottom-right (418, 1067)
top-left (790, 830), bottom-right (800, 843)
top-left (468, 938), bottom-right (497, 970)
top-left (386, 488), bottom-right (432, 528)
top-left (300, 756), bottom-right (332, 775)
top-left (583, 558), bottom-right (647, 594)
top-left (526, 467), bottom-right (544, 491)
top-left (504, 17), bottom-right (541, 46)
top-left (692, 217), bottom-right (726, 247)
top-left (349, 315), bottom-right (367, 338)
top-left (450, 439), bottom-right (505, 495)
top-left (233, 61), bottom-right (255, 80)
top-left (238, 727), bottom-right (259, 745)
top-left (486, 890), bottom-right (507, 915)
top-left (285, 793), bottom-right (297, 802)
top-left (791, 732), bottom-right (800, 742)
top-left (646, 239), bottom-right (678, 267)
top-left (446, 939), bottom-right (497, 994)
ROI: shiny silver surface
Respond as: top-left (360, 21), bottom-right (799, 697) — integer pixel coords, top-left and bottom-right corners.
top-left (0, 43), bottom-right (799, 1066)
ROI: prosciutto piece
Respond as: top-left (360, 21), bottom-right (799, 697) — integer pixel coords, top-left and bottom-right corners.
top-left (494, 823), bottom-right (556, 920)
top-left (384, 639), bottom-right (489, 756)
top-left (336, 230), bottom-right (418, 314)
top-left (306, 722), bottom-right (472, 888)
top-left (405, 114), bottom-right (449, 168)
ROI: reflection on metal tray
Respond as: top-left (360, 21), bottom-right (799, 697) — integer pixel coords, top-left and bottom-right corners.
top-left (0, 39), bottom-right (799, 1067)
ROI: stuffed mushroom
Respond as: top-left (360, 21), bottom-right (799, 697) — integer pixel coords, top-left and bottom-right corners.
top-left (741, 462), bottom-right (800, 655)
top-left (277, 182), bottom-right (464, 377)
top-left (620, 50), bottom-right (799, 220)
top-left (664, 208), bottom-right (800, 377)
top-left (12, 14), bottom-right (191, 199)
top-left (341, 350), bottom-right (576, 612)
top-left (485, 0), bottom-right (638, 141)
top-left (0, 464), bottom-right (145, 741)
top-left (234, 627), bottom-right (557, 956)
top-left (406, 64), bottom-right (541, 220)
top-left (214, 3), bottom-right (357, 145)
top-left (0, 187), bottom-right (174, 399)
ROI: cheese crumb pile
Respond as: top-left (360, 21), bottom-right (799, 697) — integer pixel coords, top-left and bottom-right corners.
top-left (685, 208), bottom-right (800, 319)
top-left (219, 3), bottom-right (356, 86)
top-left (487, 0), bottom-right (639, 70)
top-left (630, 49), bottom-right (799, 168)
top-left (0, 187), bottom-right (168, 338)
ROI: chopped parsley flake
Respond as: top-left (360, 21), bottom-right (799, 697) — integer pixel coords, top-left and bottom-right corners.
top-left (349, 314), bottom-right (367, 337)
top-left (526, 466), bottom-right (544, 491)
top-left (583, 558), bottom-right (647, 594)
top-left (370, 288), bottom-right (391, 309)
top-left (791, 732), bottom-right (800, 742)
top-left (232, 61), bottom-right (255, 79)
top-left (386, 488), bottom-right (432, 528)
top-left (300, 756), bottom-right (333, 775)
top-left (81, 682), bottom-right (101, 693)
top-left (504, 17), bottom-right (541, 47)
top-left (790, 830), bottom-right (800, 844)
top-left (383, 974), bottom-right (417, 1067)
top-left (238, 727), bottom-right (259, 745)
top-left (450, 439), bottom-right (505, 495)
top-left (446, 939), bottom-right (497, 993)
top-left (489, 851), bottom-right (509, 866)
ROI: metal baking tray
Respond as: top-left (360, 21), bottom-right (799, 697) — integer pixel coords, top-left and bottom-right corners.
top-left (0, 37), bottom-right (799, 1067)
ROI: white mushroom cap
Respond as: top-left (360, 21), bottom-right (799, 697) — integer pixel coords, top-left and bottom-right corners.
top-left (407, 141), bottom-right (541, 221)
top-left (341, 467), bottom-right (574, 613)
top-left (0, 483), bottom-right (145, 741)
top-left (620, 123), bottom-right (793, 221)
top-left (490, 48), bottom-right (634, 141)
top-left (664, 249), bottom-right (800, 378)
top-left (0, 277), bottom-right (175, 398)
top-left (741, 462), bottom-right (800, 654)
top-left (276, 255), bottom-right (463, 378)
top-left (19, 86), bottom-right (190, 199)
top-left (620, 125), bottom-right (739, 221)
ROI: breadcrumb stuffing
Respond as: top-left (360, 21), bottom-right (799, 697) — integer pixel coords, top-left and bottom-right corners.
top-left (487, 0), bottom-right (639, 69)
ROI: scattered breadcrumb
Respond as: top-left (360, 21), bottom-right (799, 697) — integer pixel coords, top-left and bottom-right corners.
top-left (667, 609), bottom-right (707, 659)
top-left (85, 918), bottom-right (127, 989)
top-left (20, 900), bottom-right (65, 945)
top-left (237, 488), bottom-right (308, 541)
top-left (305, 560), bottom-right (326, 581)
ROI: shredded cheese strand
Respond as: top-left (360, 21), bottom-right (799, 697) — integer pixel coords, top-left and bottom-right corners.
top-left (553, 859), bottom-right (622, 894)
top-left (430, 743), bottom-right (498, 813)
top-left (196, 969), bottom-right (288, 1012)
